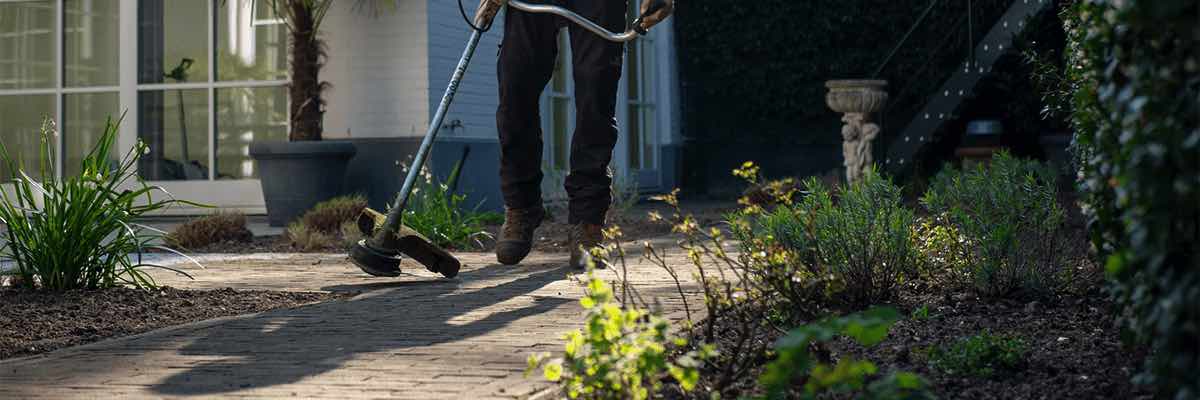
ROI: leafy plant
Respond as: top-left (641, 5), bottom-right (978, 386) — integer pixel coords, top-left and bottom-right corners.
top-left (924, 331), bottom-right (1027, 378)
top-left (921, 152), bottom-right (1069, 298)
top-left (166, 212), bottom-right (253, 249)
top-left (733, 165), bottom-right (919, 309)
top-left (910, 305), bottom-right (933, 321)
top-left (0, 118), bottom-right (198, 290)
top-left (912, 216), bottom-right (971, 290)
top-left (759, 307), bottom-right (935, 400)
top-left (526, 271), bottom-right (713, 400)
top-left (1039, 1), bottom-right (1199, 397)
top-left (397, 159), bottom-right (497, 250)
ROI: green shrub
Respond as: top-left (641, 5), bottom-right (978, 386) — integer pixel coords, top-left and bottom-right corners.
top-left (398, 161), bottom-right (497, 250)
top-left (1037, 1), bottom-right (1199, 396)
top-left (735, 167), bottom-right (919, 309)
top-left (166, 212), bottom-right (253, 249)
top-left (0, 118), bottom-right (196, 290)
top-left (921, 152), bottom-right (1069, 298)
top-left (924, 331), bottom-right (1027, 378)
top-left (526, 271), bottom-right (713, 400)
top-left (759, 307), bottom-right (934, 400)
top-left (299, 195), bottom-right (366, 234)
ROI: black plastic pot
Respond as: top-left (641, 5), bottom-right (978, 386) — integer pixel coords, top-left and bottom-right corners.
top-left (250, 140), bottom-right (357, 227)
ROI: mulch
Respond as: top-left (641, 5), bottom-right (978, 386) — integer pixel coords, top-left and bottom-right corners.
top-left (0, 286), bottom-right (347, 361)
top-left (834, 291), bottom-right (1151, 400)
top-left (668, 290), bottom-right (1150, 400)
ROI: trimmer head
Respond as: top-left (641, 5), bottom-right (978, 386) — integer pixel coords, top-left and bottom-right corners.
top-left (349, 240), bottom-right (403, 277)
top-left (351, 208), bottom-right (462, 279)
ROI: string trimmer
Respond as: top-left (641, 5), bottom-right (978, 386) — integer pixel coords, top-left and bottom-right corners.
top-left (350, 0), bottom-right (668, 278)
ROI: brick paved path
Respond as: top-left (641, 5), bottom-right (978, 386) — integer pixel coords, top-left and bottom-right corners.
top-left (0, 244), bottom-right (700, 399)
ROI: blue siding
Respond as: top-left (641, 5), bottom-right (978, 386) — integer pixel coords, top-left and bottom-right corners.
top-left (426, 1), bottom-right (505, 140)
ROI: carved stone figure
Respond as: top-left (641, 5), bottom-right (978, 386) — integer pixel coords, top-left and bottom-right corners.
top-left (826, 80), bottom-right (888, 184)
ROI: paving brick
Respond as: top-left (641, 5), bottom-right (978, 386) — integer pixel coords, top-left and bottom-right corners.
top-left (0, 247), bottom-right (704, 399)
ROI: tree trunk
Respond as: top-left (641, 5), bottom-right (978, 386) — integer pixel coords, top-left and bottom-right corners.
top-left (288, 1), bottom-right (325, 141)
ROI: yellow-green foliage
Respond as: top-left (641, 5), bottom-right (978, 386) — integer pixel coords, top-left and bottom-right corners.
top-left (526, 273), bottom-right (713, 399)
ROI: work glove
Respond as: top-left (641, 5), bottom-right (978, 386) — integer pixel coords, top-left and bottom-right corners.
top-left (474, 0), bottom-right (506, 30)
top-left (635, 0), bottom-right (674, 34)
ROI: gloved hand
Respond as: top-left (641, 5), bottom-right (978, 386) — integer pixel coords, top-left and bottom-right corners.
top-left (635, 0), bottom-right (674, 34)
top-left (473, 0), bottom-right (506, 30)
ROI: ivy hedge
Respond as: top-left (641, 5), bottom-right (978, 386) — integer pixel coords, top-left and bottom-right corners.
top-left (1042, 1), bottom-right (1199, 398)
top-left (675, 0), bottom-right (1011, 145)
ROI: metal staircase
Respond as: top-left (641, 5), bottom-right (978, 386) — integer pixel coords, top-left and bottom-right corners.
top-left (883, 0), bottom-right (1053, 176)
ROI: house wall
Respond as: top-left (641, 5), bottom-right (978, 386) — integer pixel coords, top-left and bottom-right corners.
top-left (425, 1), bottom-right (504, 140)
top-left (323, 1), bottom-right (430, 140)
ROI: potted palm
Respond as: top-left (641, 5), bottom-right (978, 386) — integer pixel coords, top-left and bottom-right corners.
top-left (249, 0), bottom-right (356, 226)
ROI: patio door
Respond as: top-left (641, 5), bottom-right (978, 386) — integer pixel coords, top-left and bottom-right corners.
top-left (616, 0), bottom-right (662, 191)
top-left (0, 0), bottom-right (288, 214)
top-left (541, 15), bottom-right (665, 198)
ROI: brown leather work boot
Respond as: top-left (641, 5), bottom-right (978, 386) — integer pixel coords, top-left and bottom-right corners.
top-left (495, 206), bottom-right (546, 265)
top-left (568, 223), bottom-right (605, 270)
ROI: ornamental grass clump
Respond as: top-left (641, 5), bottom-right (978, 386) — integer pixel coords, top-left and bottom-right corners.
top-left (0, 118), bottom-right (197, 290)
top-left (166, 212), bottom-right (253, 250)
top-left (286, 195), bottom-right (367, 250)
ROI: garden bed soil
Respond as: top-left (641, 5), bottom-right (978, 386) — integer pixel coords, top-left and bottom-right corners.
top-left (668, 289), bottom-right (1150, 400)
top-left (0, 286), bottom-right (346, 360)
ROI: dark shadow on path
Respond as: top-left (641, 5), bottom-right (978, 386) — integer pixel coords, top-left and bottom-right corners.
top-left (149, 263), bottom-right (573, 396)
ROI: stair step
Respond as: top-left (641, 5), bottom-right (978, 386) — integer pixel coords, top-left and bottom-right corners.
top-left (885, 0), bottom-right (1053, 175)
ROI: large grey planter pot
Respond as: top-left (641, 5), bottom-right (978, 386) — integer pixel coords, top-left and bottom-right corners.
top-left (250, 140), bottom-right (357, 227)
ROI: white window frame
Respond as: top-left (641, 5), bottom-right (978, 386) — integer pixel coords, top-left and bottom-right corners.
top-left (0, 0), bottom-right (290, 214)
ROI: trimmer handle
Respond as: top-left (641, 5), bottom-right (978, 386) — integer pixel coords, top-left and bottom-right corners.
top-left (507, 0), bottom-right (660, 43)
top-left (632, 0), bottom-right (669, 34)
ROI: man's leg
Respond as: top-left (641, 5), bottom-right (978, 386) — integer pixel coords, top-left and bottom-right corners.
top-left (565, 0), bottom-right (625, 268)
top-left (495, 6), bottom-right (558, 265)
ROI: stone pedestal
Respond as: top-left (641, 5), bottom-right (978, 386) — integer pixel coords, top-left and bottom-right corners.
top-left (826, 80), bottom-right (888, 184)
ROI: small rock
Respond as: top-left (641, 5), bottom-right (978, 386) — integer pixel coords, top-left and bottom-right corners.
top-left (1057, 336), bottom-right (1069, 343)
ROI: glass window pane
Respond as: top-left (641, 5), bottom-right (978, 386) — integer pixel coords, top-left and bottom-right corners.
top-left (627, 104), bottom-right (640, 169)
top-left (552, 97), bottom-right (569, 170)
top-left (641, 39), bottom-right (655, 99)
top-left (0, 1), bottom-right (57, 90)
top-left (642, 107), bottom-right (655, 168)
top-left (65, 0), bottom-right (119, 87)
top-left (216, 86), bottom-right (287, 179)
top-left (138, 0), bottom-right (209, 84)
top-left (0, 95), bottom-right (55, 181)
top-left (217, 0), bottom-right (287, 81)
top-left (138, 89), bottom-right (209, 181)
top-left (63, 92), bottom-right (119, 176)
top-left (626, 42), bottom-right (639, 101)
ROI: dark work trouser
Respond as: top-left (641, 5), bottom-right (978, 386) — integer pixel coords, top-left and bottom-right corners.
top-left (496, 0), bottom-right (625, 225)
